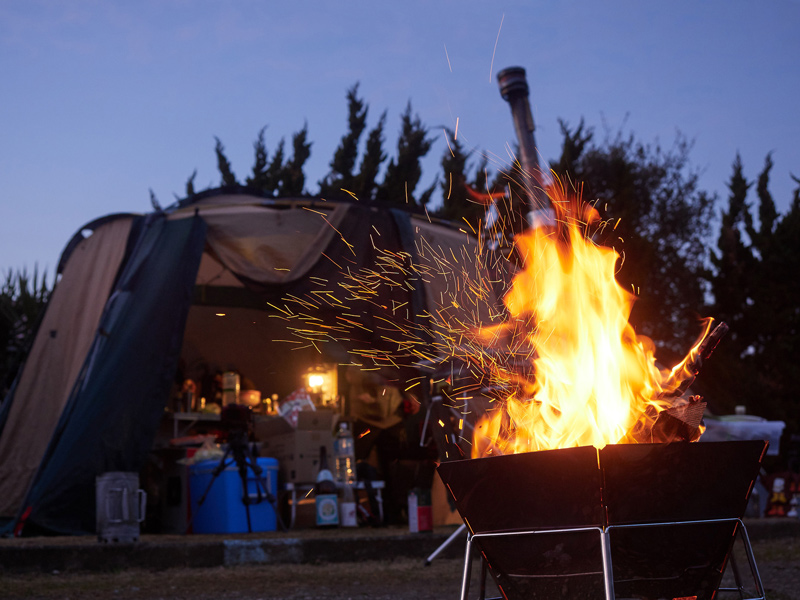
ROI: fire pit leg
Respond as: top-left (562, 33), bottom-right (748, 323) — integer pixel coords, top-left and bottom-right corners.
top-left (460, 534), bottom-right (474, 600)
top-left (717, 521), bottom-right (766, 600)
top-left (479, 557), bottom-right (489, 600)
top-left (737, 523), bottom-right (766, 599)
top-left (600, 528), bottom-right (616, 600)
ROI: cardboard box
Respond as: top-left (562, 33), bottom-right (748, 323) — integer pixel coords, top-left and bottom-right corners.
top-left (255, 410), bottom-right (336, 483)
top-left (432, 470), bottom-right (462, 526)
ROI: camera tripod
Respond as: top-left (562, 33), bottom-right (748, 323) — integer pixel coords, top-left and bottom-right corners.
top-left (189, 426), bottom-right (286, 533)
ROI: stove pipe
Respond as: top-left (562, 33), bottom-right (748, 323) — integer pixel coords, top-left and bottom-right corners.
top-left (497, 67), bottom-right (551, 224)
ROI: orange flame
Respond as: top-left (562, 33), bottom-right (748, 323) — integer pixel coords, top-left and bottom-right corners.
top-left (472, 182), bottom-right (712, 457)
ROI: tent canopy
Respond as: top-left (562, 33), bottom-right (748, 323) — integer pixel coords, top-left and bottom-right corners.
top-left (0, 190), bottom-right (495, 535)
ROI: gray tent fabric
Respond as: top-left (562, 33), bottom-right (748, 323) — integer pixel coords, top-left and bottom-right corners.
top-left (0, 216), bottom-right (134, 520)
top-left (16, 214), bottom-right (207, 535)
top-left (195, 202), bottom-right (348, 285)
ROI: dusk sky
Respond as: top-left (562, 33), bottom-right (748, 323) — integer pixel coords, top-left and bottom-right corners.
top-left (2, 1), bottom-right (798, 281)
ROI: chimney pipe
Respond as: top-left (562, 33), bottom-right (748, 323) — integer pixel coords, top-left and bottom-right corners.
top-left (497, 67), bottom-right (552, 225)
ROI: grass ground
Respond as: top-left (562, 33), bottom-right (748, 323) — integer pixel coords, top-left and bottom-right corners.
top-left (1, 536), bottom-right (798, 599)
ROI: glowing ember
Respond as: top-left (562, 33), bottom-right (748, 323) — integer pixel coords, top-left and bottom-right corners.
top-left (472, 182), bottom-right (713, 457)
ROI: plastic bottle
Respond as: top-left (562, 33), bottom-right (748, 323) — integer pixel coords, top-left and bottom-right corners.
top-left (333, 421), bottom-right (356, 485)
top-left (314, 445), bottom-right (339, 527)
top-left (340, 480), bottom-right (358, 527)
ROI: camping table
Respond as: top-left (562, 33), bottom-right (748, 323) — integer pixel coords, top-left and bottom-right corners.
top-left (284, 480), bottom-right (385, 528)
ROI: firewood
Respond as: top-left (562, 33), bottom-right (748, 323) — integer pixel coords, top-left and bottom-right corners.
top-left (660, 321), bottom-right (729, 401)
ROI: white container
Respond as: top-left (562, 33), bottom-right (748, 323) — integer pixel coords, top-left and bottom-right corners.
top-left (96, 472), bottom-right (146, 543)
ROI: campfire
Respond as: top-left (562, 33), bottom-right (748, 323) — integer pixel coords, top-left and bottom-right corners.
top-left (471, 182), bottom-right (723, 457)
top-left (438, 185), bottom-right (765, 600)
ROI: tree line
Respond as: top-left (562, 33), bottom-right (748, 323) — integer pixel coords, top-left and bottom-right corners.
top-left (3, 83), bottom-right (798, 461)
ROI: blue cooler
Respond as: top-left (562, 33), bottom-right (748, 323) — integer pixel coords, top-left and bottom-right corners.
top-left (189, 457), bottom-right (278, 533)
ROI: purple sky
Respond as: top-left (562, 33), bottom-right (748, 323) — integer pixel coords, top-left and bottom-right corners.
top-left (2, 1), bottom-right (798, 282)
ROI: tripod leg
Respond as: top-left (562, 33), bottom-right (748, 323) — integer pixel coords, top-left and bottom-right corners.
top-left (186, 448), bottom-right (233, 531)
top-left (230, 443), bottom-right (254, 533)
top-left (249, 456), bottom-right (287, 532)
top-left (238, 443), bottom-right (288, 532)
top-left (241, 475), bottom-right (252, 534)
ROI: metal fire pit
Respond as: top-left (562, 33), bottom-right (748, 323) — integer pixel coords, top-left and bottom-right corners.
top-left (437, 440), bottom-right (768, 600)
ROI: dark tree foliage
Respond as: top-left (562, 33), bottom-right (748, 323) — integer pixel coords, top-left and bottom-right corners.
top-left (701, 157), bottom-right (800, 442)
top-left (746, 152), bottom-right (778, 255)
top-left (435, 127), bottom-right (489, 230)
top-left (246, 126), bottom-right (270, 191)
top-left (279, 123), bottom-right (312, 197)
top-left (199, 123), bottom-right (311, 199)
top-left (550, 122), bottom-right (716, 361)
top-left (353, 111), bottom-right (388, 202)
top-left (149, 189), bottom-right (163, 212)
top-left (375, 102), bottom-right (436, 208)
top-left (754, 183), bottom-right (800, 437)
top-left (214, 137), bottom-right (238, 187)
top-left (1, 268), bottom-right (51, 396)
top-left (699, 156), bottom-right (758, 415)
top-left (552, 118), bottom-right (593, 177)
top-left (748, 186), bottom-right (800, 434)
top-left (185, 170), bottom-right (197, 198)
top-left (417, 176), bottom-right (439, 208)
top-left (266, 138), bottom-right (286, 195)
top-left (243, 123), bottom-right (312, 197)
top-left (319, 84), bottom-right (368, 196)
top-left (709, 155), bottom-right (756, 349)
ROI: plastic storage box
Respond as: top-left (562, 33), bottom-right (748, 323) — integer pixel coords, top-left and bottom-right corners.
top-left (189, 457), bottom-right (278, 533)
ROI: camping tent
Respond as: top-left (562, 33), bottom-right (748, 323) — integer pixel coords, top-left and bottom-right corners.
top-left (0, 189), bottom-right (491, 535)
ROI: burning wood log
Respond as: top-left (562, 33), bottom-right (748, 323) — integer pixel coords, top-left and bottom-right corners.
top-left (628, 321), bottom-right (727, 444)
top-left (658, 320), bottom-right (729, 402)
top-left (651, 395), bottom-right (707, 442)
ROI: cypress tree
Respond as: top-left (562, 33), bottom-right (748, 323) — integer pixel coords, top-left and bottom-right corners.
top-left (280, 123), bottom-right (312, 197)
top-left (353, 111), bottom-right (387, 202)
top-left (376, 102), bottom-right (434, 207)
top-left (320, 84), bottom-right (368, 196)
top-left (246, 126), bottom-right (270, 192)
top-left (215, 137), bottom-right (238, 187)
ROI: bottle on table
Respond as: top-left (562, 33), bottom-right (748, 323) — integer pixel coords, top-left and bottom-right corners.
top-left (315, 445), bottom-right (339, 527)
top-left (340, 479), bottom-right (358, 527)
top-left (333, 421), bottom-right (356, 485)
top-left (334, 422), bottom-right (358, 527)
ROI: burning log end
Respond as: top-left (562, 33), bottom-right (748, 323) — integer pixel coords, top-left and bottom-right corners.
top-left (660, 320), bottom-right (730, 403)
top-left (684, 320), bottom-right (729, 381)
top-left (697, 321), bottom-right (729, 364)
top-left (682, 320), bottom-right (729, 380)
